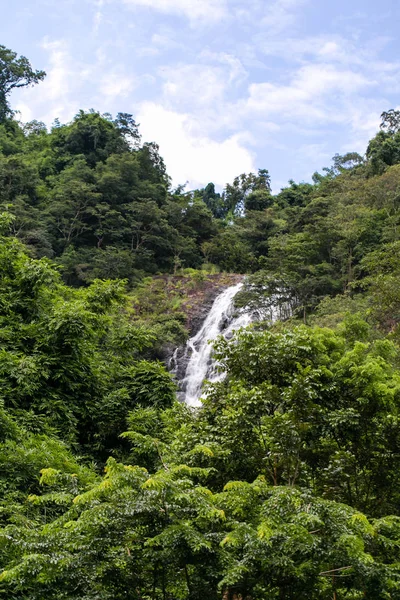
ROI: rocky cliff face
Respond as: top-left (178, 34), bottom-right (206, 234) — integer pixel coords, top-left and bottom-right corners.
top-left (173, 282), bottom-right (252, 406)
top-left (164, 274), bottom-right (244, 377)
top-left (181, 273), bottom-right (244, 335)
top-left (130, 272), bottom-right (244, 366)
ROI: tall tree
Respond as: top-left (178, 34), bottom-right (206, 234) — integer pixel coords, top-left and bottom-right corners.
top-left (0, 45), bottom-right (45, 121)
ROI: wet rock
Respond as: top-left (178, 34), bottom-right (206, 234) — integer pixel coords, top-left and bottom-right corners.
top-left (171, 282), bottom-right (253, 406)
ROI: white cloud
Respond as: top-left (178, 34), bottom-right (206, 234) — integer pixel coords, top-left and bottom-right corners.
top-left (93, 11), bottom-right (103, 32)
top-left (13, 38), bottom-right (141, 126)
top-left (296, 63), bottom-right (372, 94)
top-left (137, 102), bottom-right (255, 188)
top-left (136, 30), bottom-right (183, 57)
top-left (121, 0), bottom-right (227, 22)
top-left (88, 0), bottom-right (106, 33)
top-left (99, 71), bottom-right (136, 99)
top-left (256, 33), bottom-right (391, 69)
top-left (246, 63), bottom-right (374, 123)
top-left (90, 0), bottom-right (105, 31)
top-left (154, 57), bottom-right (249, 136)
top-left (161, 64), bottom-right (226, 107)
top-left (200, 51), bottom-right (247, 84)
top-left (261, 0), bottom-right (309, 32)
top-left (40, 39), bottom-right (71, 100)
top-left (151, 32), bottom-right (177, 47)
top-left (232, 0), bottom-right (307, 31)
top-left (339, 105), bottom-right (382, 154)
top-left (14, 39), bottom-right (81, 125)
top-left (258, 35), bottom-right (345, 62)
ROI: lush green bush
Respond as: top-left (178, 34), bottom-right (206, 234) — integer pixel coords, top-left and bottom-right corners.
top-left (2, 44), bottom-right (400, 600)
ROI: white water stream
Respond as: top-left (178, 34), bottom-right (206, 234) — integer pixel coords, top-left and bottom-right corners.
top-left (179, 282), bottom-right (252, 407)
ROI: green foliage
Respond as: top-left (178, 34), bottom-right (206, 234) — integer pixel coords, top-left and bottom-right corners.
top-left (1, 453), bottom-right (399, 599)
top-left (0, 109), bottom-right (216, 285)
top-left (0, 45), bottom-right (45, 121)
top-left (2, 46), bottom-right (400, 600)
top-left (0, 229), bottom-right (175, 458)
top-left (152, 325), bottom-right (400, 519)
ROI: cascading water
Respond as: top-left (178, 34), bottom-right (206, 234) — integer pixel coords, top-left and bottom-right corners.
top-left (176, 282), bottom-right (252, 407)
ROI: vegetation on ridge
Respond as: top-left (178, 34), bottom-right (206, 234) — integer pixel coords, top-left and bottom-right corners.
top-left (1, 44), bottom-right (400, 599)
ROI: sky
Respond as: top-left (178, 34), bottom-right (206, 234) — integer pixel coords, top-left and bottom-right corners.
top-left (1, 0), bottom-right (400, 191)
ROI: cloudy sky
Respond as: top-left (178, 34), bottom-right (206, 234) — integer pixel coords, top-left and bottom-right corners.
top-left (2, 0), bottom-right (400, 190)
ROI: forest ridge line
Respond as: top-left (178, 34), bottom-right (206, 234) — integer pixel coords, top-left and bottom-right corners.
top-left (1, 43), bottom-right (400, 599)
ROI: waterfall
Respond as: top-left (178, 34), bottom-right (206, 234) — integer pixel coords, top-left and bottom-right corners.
top-left (176, 282), bottom-right (252, 407)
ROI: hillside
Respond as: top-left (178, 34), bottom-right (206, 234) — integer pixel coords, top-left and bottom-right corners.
top-left (1, 45), bottom-right (400, 599)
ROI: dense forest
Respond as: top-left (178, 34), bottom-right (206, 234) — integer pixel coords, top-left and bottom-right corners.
top-left (1, 44), bottom-right (400, 599)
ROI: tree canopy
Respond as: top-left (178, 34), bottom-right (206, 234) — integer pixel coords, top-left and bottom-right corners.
top-left (0, 44), bottom-right (45, 121)
top-left (1, 45), bottom-right (400, 599)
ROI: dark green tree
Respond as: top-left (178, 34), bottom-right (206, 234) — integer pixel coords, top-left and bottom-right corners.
top-left (0, 45), bottom-right (45, 121)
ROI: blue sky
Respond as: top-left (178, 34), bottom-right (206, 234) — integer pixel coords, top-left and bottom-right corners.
top-left (2, 0), bottom-right (400, 191)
